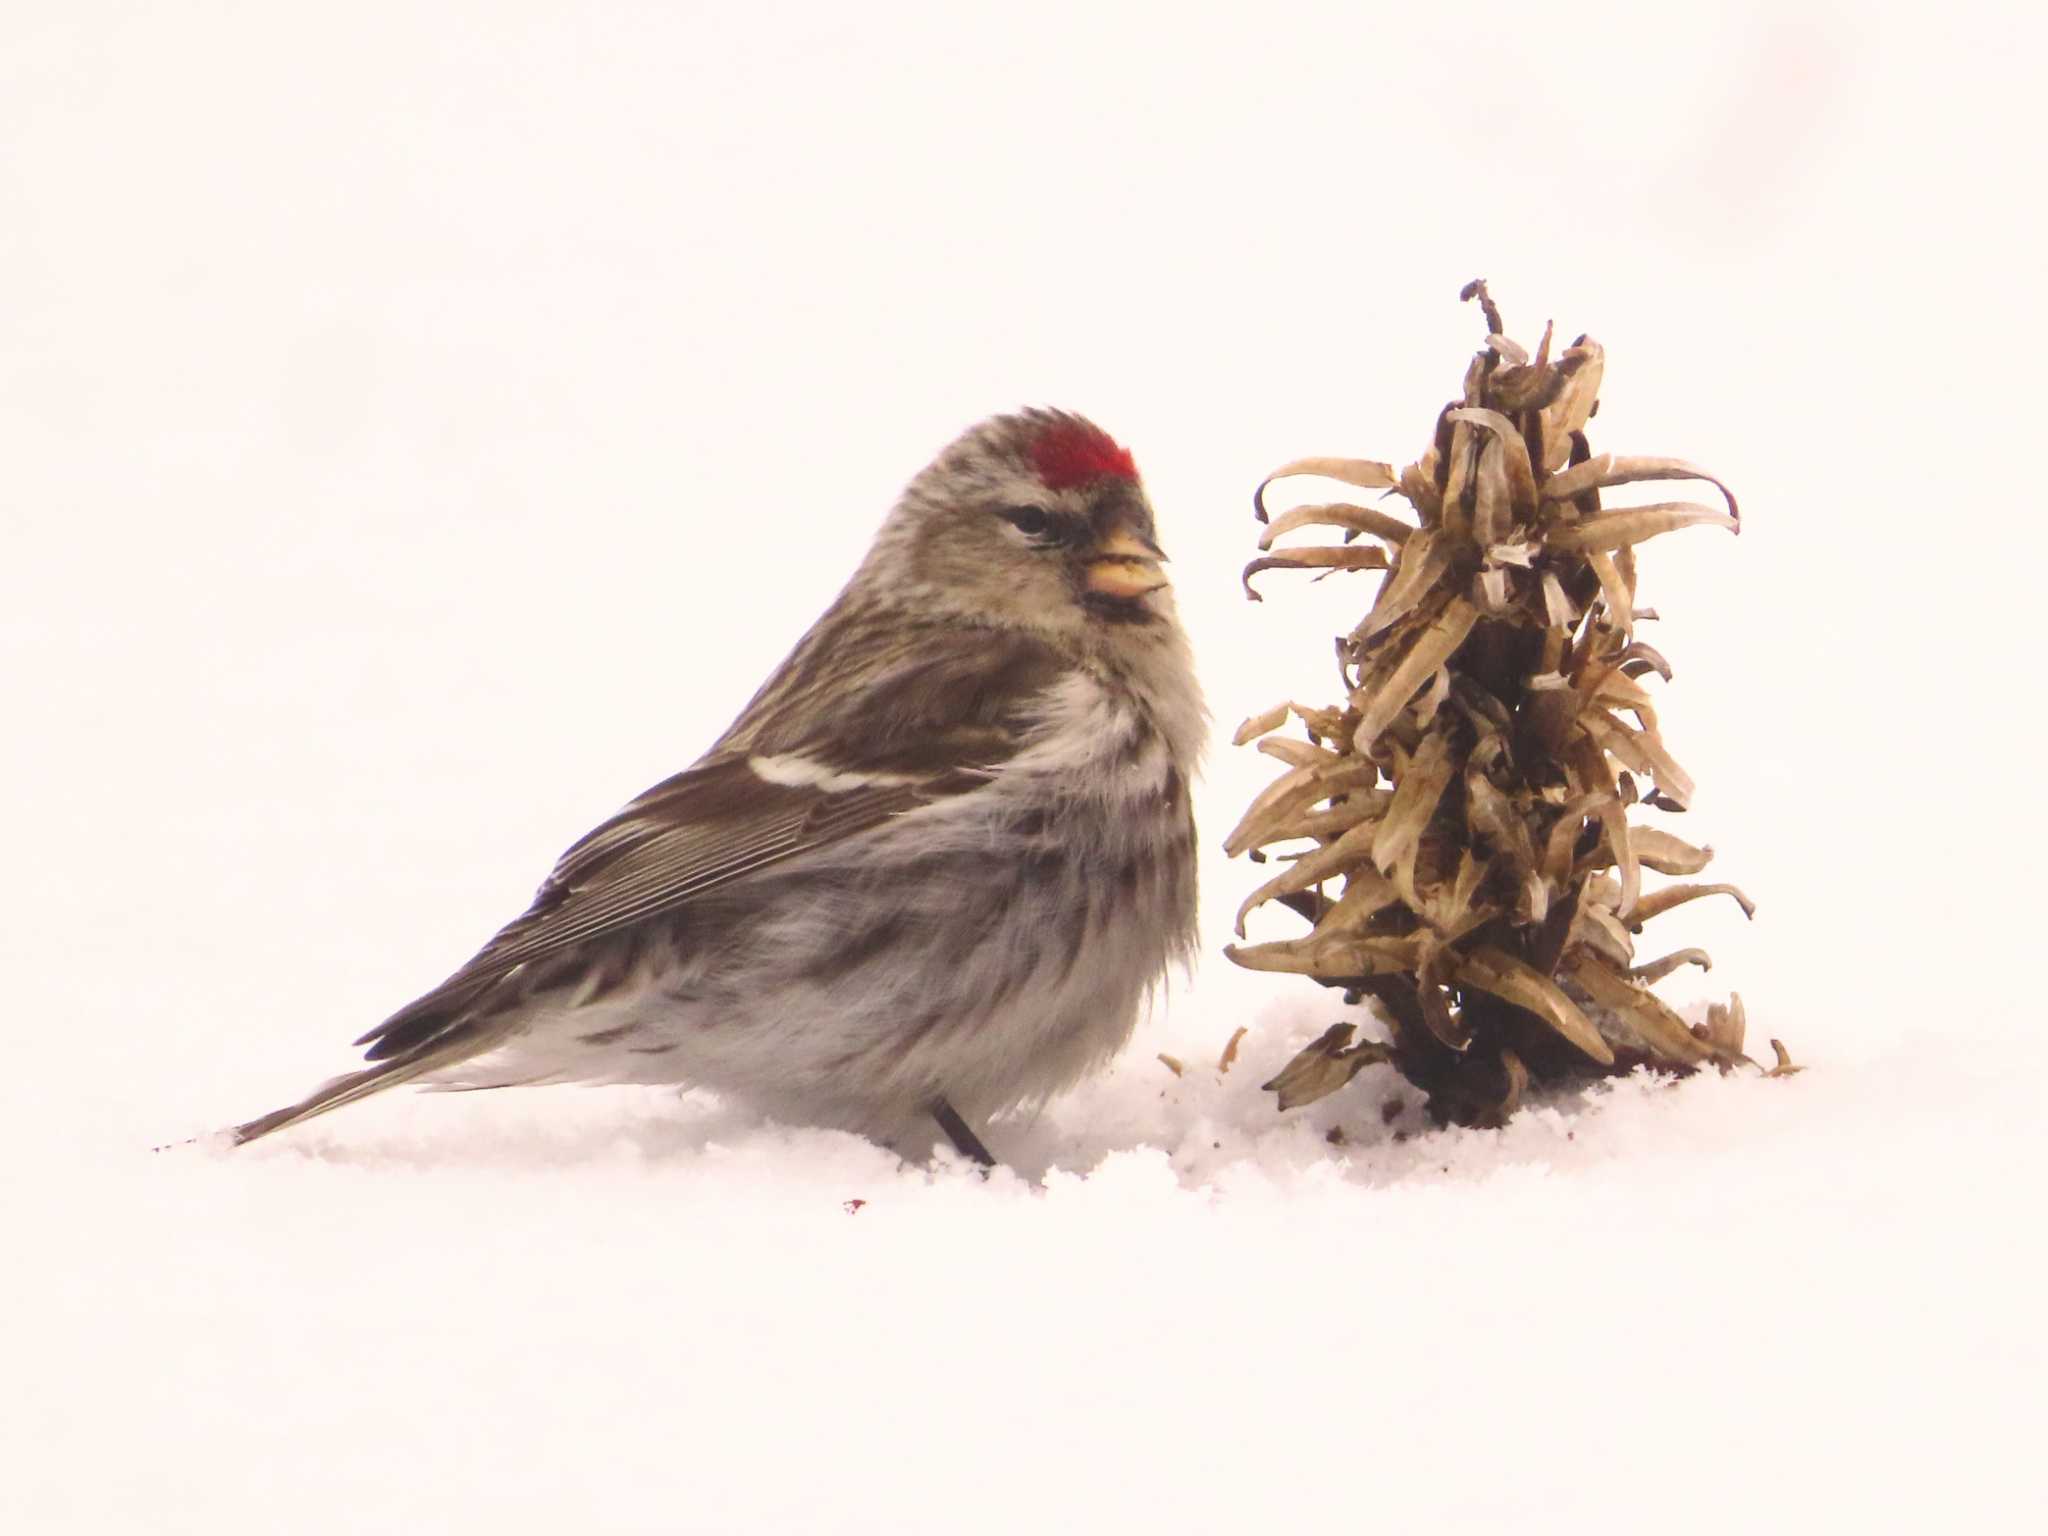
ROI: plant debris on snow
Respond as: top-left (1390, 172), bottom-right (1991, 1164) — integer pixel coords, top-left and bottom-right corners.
top-left (1227, 280), bottom-right (1774, 1127)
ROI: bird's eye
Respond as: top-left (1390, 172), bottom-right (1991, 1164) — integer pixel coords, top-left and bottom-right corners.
top-left (998, 505), bottom-right (1051, 538)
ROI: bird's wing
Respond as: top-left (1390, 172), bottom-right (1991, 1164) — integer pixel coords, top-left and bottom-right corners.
top-left (355, 625), bottom-right (1070, 1060)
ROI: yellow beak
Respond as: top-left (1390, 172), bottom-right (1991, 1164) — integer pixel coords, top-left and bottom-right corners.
top-left (1083, 528), bottom-right (1169, 599)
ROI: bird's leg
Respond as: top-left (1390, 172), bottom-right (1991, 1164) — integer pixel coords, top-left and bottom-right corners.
top-left (929, 1097), bottom-right (997, 1169)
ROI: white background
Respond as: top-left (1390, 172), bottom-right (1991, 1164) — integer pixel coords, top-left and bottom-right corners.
top-left (4, 3), bottom-right (2041, 1531)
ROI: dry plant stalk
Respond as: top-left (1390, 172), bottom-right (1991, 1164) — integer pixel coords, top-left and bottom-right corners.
top-left (1227, 281), bottom-right (1761, 1127)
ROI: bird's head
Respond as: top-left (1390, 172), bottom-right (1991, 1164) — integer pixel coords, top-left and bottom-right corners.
top-left (859, 409), bottom-right (1176, 644)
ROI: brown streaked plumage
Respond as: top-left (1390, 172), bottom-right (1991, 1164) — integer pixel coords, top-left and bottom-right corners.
top-left (229, 409), bottom-right (1205, 1163)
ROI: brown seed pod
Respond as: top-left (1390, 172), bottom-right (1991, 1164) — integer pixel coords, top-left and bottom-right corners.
top-left (1231, 281), bottom-right (1770, 1124)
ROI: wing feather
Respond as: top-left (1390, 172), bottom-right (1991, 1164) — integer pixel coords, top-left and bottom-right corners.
top-left (356, 623), bottom-right (1068, 1061)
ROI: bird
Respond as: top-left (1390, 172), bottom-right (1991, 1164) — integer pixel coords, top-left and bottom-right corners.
top-left (228, 408), bottom-right (1205, 1165)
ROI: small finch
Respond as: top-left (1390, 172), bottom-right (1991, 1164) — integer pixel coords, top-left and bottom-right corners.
top-left (230, 409), bottom-right (1205, 1164)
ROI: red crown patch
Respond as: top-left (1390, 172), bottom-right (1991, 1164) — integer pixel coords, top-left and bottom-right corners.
top-left (1029, 418), bottom-right (1138, 491)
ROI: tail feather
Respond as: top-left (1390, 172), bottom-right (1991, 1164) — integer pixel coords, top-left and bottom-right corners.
top-left (229, 1030), bottom-right (506, 1146)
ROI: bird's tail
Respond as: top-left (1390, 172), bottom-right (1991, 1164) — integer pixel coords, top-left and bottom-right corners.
top-left (228, 1029), bottom-right (498, 1146)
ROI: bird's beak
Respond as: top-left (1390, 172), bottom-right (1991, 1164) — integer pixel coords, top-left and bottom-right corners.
top-left (1083, 528), bottom-right (1169, 599)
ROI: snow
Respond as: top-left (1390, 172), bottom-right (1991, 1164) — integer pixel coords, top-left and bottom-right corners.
top-left (17, 1046), bottom-right (2040, 1532)
top-left (5, 2), bottom-right (2043, 1531)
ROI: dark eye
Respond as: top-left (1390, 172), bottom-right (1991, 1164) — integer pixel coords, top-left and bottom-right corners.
top-left (998, 505), bottom-right (1051, 537)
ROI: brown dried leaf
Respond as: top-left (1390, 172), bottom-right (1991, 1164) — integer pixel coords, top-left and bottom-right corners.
top-left (1307, 867), bottom-right (1400, 938)
top-left (1538, 339), bottom-right (1604, 471)
top-left (1231, 703), bottom-right (1289, 747)
top-left (1254, 457), bottom-right (1399, 520)
top-left (1266, 792), bottom-right (1392, 845)
top-left (1414, 975), bottom-right (1473, 1051)
top-left (1293, 702), bottom-right (1352, 742)
top-left (1586, 549), bottom-right (1636, 635)
top-left (1546, 503), bottom-right (1739, 553)
top-left (1456, 946), bottom-right (1615, 1065)
top-left (1471, 436), bottom-right (1508, 547)
top-left (1617, 640), bottom-right (1674, 682)
top-left (1626, 883), bottom-right (1757, 925)
top-left (1243, 545), bottom-right (1391, 599)
top-left (1698, 992), bottom-right (1745, 1055)
top-left (1256, 736), bottom-right (1342, 771)
top-left (1592, 668), bottom-right (1658, 718)
top-left (1542, 790), bottom-right (1613, 888)
top-left (1542, 454), bottom-right (1739, 522)
top-left (1490, 360), bottom-right (1569, 413)
top-left (1579, 826), bottom-right (1714, 877)
top-left (1629, 829), bottom-right (1714, 876)
top-left (1354, 597), bottom-right (1480, 750)
top-left (1223, 763), bottom-right (1323, 857)
top-left (1473, 564), bottom-right (1511, 614)
top-left (1235, 819), bottom-right (1383, 938)
top-left (1571, 900), bottom-right (1637, 968)
top-left (1582, 872), bottom-right (1622, 908)
top-left (1399, 457), bottom-right (1442, 524)
top-left (1372, 726), bottom-right (1462, 890)
top-left (1465, 765), bottom-right (1538, 874)
top-left (1488, 541), bottom-right (1538, 568)
top-left (1261, 1023), bottom-right (1391, 1111)
top-left (1220, 757), bottom-right (1382, 857)
top-left (1259, 502), bottom-right (1415, 550)
top-left (1353, 530), bottom-right (1453, 645)
top-left (1580, 708), bottom-right (1696, 810)
top-left (1225, 932), bottom-right (1422, 977)
top-left (1488, 1048), bottom-right (1530, 1124)
top-left (1570, 737), bottom-right (1637, 917)
top-left (1439, 422), bottom-right (1476, 543)
top-left (1447, 406), bottom-right (1539, 514)
top-left (1633, 948), bottom-right (1713, 985)
top-left (1460, 351), bottom-right (1488, 409)
top-left (1562, 953), bottom-right (1711, 1066)
top-left (1541, 571), bottom-right (1577, 630)
top-left (1420, 849), bottom-right (1497, 941)
top-left (1485, 332), bottom-right (1529, 366)
top-left (1408, 665), bottom-right (1453, 731)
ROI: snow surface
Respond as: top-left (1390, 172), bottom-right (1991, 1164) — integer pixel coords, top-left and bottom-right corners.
top-left (5, 2), bottom-right (2043, 1531)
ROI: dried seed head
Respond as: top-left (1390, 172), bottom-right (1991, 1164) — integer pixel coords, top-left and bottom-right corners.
top-left (1229, 281), bottom-right (1767, 1126)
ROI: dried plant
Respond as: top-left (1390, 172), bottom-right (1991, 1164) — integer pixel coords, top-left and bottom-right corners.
top-left (1226, 281), bottom-right (1765, 1127)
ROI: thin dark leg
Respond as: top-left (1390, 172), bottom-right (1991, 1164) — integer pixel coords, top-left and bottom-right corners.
top-left (930, 1097), bottom-right (996, 1169)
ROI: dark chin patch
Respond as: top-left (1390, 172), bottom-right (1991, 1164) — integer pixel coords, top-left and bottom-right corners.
top-left (1082, 591), bottom-right (1159, 626)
